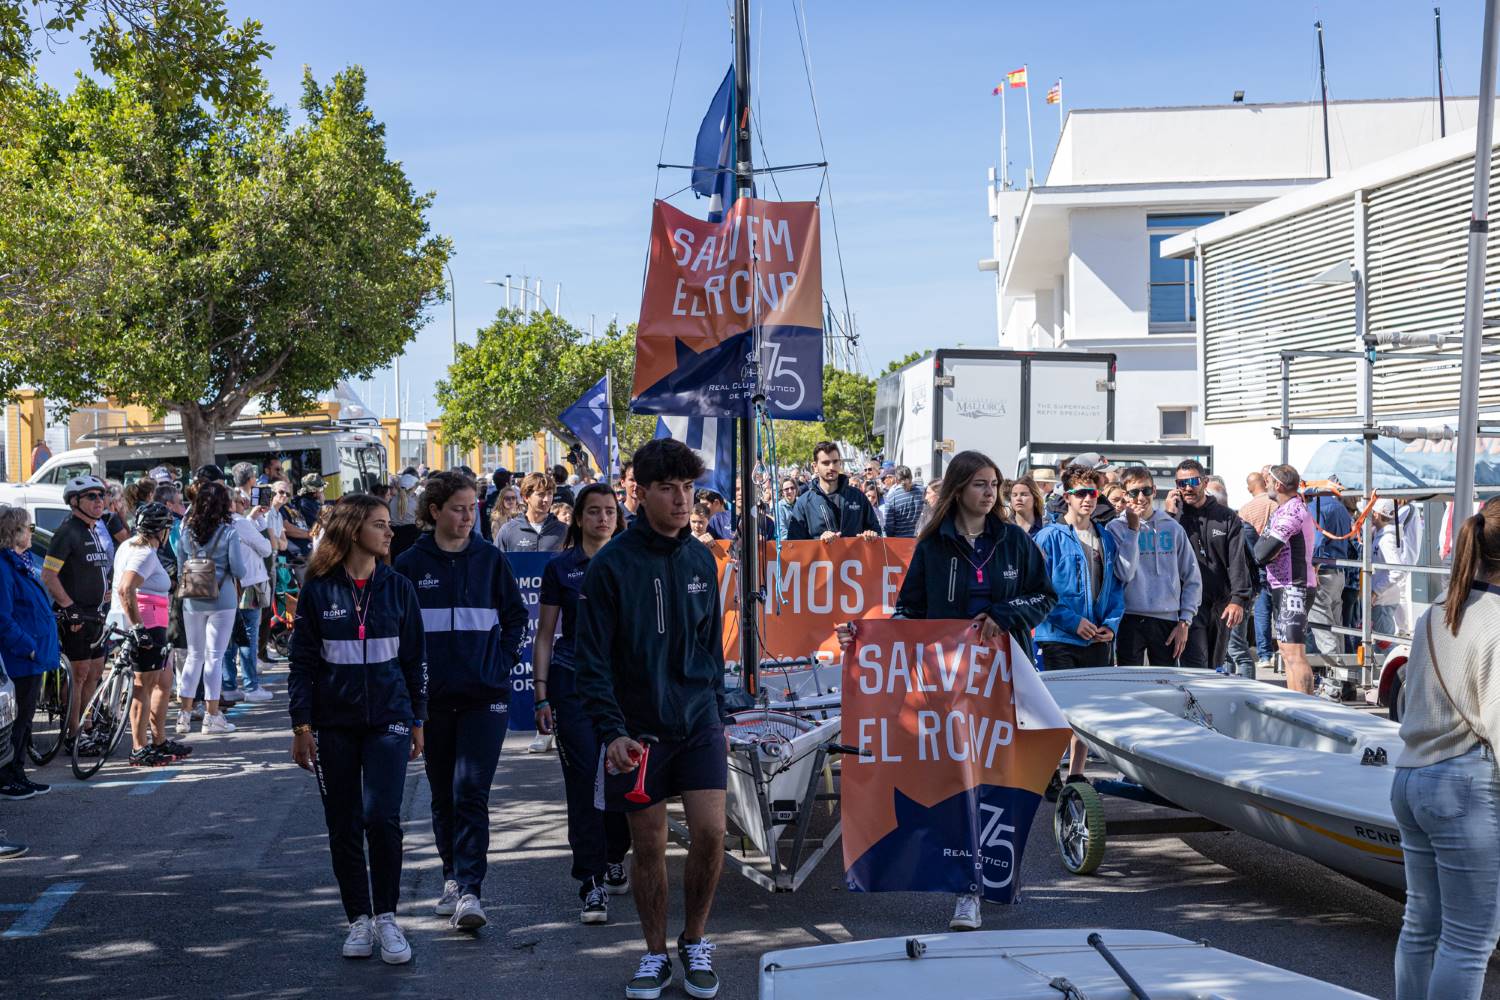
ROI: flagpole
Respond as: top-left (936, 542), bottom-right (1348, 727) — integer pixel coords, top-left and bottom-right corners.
top-left (1000, 82), bottom-right (1009, 189)
top-left (732, 0), bottom-right (762, 700)
top-left (1057, 77), bottom-right (1064, 137)
top-left (1023, 64), bottom-right (1036, 187)
top-left (604, 368), bottom-right (615, 479)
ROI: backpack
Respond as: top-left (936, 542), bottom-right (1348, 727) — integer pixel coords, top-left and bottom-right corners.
top-left (177, 525), bottom-right (226, 600)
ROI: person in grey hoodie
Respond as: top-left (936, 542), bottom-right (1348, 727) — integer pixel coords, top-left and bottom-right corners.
top-left (1105, 466), bottom-right (1202, 666)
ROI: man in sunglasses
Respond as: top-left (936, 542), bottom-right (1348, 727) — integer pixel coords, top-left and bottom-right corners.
top-left (43, 475), bottom-right (115, 752)
top-left (1164, 460), bottom-right (1253, 672)
top-left (1107, 467), bottom-right (1201, 666)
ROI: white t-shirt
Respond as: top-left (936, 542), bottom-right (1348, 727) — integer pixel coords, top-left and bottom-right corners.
top-left (109, 539), bottom-right (172, 619)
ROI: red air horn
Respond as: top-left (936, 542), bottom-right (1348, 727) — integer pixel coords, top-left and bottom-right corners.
top-left (624, 734), bottom-right (659, 804)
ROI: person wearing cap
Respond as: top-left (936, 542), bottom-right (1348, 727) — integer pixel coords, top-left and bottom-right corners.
top-left (297, 473), bottom-right (327, 535)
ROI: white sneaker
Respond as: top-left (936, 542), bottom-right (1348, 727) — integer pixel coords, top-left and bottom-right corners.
top-left (527, 732), bottom-right (554, 753)
top-left (452, 893), bottom-right (487, 930)
top-left (174, 711), bottom-right (191, 736)
top-left (949, 892), bottom-right (981, 931)
top-left (191, 704), bottom-right (205, 720)
top-left (201, 713), bottom-right (236, 734)
top-left (243, 687), bottom-right (274, 703)
top-left (1255, 658), bottom-right (1274, 671)
top-left (221, 688), bottom-right (244, 704)
top-left (375, 913), bottom-right (411, 965)
top-left (434, 879), bottom-right (460, 916)
top-left (342, 915), bottom-right (374, 958)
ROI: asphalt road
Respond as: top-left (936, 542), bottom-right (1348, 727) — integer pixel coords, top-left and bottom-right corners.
top-left (0, 660), bottom-right (1494, 1000)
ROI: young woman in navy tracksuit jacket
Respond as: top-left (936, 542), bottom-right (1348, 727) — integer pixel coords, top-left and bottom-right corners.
top-left (394, 471), bottom-right (527, 931)
top-left (289, 494), bottom-right (427, 965)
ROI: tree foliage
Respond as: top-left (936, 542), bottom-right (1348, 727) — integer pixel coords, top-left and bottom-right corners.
top-left (0, 1), bottom-right (449, 466)
top-left (435, 311), bottom-right (654, 466)
top-left (771, 364), bottom-right (880, 467)
top-left (882, 350), bottom-right (927, 376)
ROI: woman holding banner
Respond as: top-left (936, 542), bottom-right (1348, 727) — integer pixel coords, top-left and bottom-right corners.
top-left (533, 483), bottom-right (632, 924)
top-left (839, 449), bottom-right (1056, 932)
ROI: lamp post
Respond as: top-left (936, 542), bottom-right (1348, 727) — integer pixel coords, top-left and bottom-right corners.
top-left (485, 279), bottom-right (550, 314)
top-left (444, 261), bottom-right (457, 359)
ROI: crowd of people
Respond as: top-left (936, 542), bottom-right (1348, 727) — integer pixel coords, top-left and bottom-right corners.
top-left (0, 435), bottom-right (1470, 1000)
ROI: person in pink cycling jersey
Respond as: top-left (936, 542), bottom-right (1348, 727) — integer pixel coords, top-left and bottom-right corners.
top-left (1252, 464), bottom-right (1318, 693)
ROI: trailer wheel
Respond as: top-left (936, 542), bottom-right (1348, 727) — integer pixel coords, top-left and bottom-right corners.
top-left (1055, 781), bottom-right (1107, 875)
top-left (1388, 670), bottom-right (1405, 724)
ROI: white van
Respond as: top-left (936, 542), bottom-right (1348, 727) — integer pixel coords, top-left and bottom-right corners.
top-left (0, 417), bottom-right (388, 531)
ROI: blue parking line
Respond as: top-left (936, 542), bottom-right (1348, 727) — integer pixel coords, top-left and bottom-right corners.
top-left (128, 771), bottom-right (176, 796)
top-left (1, 881), bottom-right (82, 939)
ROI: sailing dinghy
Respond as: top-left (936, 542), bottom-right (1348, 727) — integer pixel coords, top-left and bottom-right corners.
top-left (758, 928), bottom-right (1375, 998)
top-left (1042, 667), bottom-right (1405, 890)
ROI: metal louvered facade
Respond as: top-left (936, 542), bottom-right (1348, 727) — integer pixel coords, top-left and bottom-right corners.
top-left (1197, 142), bottom-right (1500, 426)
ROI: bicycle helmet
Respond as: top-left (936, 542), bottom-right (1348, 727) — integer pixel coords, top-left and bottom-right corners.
top-left (133, 501), bottom-right (174, 536)
top-left (194, 464), bottom-right (227, 483)
top-left (62, 474), bottom-right (108, 502)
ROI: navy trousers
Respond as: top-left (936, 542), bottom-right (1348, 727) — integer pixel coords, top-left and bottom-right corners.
top-left (424, 702), bottom-right (508, 897)
top-left (551, 666), bottom-right (630, 890)
top-left (312, 724), bottom-right (411, 922)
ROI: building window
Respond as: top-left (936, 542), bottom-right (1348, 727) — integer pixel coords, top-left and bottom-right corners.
top-left (1159, 406), bottom-right (1192, 440)
top-left (1147, 213), bottom-right (1226, 331)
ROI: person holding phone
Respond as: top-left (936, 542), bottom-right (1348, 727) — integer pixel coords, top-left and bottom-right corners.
top-left (288, 495), bottom-right (428, 965)
top-left (1106, 467), bottom-right (1202, 666)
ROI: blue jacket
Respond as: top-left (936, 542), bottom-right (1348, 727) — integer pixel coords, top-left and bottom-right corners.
top-left (786, 475), bottom-right (881, 539)
top-left (894, 511), bottom-right (1057, 658)
top-left (394, 533), bottom-right (528, 709)
top-left (1033, 522), bottom-right (1126, 646)
top-left (0, 549), bottom-right (60, 678)
top-left (287, 562), bottom-right (428, 729)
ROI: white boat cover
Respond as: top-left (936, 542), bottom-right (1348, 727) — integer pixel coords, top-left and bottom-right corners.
top-left (759, 928), bottom-right (1375, 998)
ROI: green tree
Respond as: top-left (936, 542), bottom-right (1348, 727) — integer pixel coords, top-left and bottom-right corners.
top-left (882, 350), bottom-right (927, 376)
top-left (0, 3), bottom-right (449, 467)
top-left (770, 364), bottom-right (881, 465)
top-left (436, 312), bottom-right (653, 472)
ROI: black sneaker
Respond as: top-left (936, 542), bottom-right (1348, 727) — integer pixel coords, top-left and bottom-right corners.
top-left (580, 880), bottom-right (608, 925)
top-left (75, 733), bottom-right (105, 758)
top-left (129, 747), bottom-right (169, 768)
top-left (604, 860), bottom-right (630, 895)
top-left (677, 936), bottom-right (719, 999)
top-left (22, 778), bottom-right (50, 796)
top-left (625, 953), bottom-right (672, 1000)
top-left (0, 780), bottom-right (36, 801)
top-left (158, 739), bottom-right (193, 759)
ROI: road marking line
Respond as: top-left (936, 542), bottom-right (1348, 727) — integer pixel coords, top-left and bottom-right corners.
top-left (128, 770), bottom-right (176, 795)
top-left (1, 881), bottom-right (82, 939)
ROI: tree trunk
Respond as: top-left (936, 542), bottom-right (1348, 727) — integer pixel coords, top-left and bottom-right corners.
top-left (178, 407), bottom-right (218, 473)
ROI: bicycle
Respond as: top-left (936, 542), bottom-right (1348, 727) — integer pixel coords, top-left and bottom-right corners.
top-left (25, 654), bottom-right (72, 766)
top-left (70, 624), bottom-right (144, 780)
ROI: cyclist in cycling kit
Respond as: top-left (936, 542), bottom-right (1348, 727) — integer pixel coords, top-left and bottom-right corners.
top-left (111, 503), bottom-right (193, 766)
top-left (1253, 464), bottom-right (1319, 695)
top-left (42, 475), bottom-right (114, 753)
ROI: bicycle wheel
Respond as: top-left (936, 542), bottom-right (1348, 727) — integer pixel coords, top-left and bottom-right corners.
top-left (72, 668), bottom-right (130, 780)
top-left (26, 660), bottom-right (73, 766)
top-left (102, 667), bottom-right (134, 760)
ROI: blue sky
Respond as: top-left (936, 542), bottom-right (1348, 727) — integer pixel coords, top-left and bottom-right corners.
top-left (33, 1), bottom-right (1491, 422)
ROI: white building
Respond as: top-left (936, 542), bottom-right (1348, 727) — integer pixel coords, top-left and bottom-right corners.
top-left (1160, 124), bottom-right (1500, 499)
top-left (985, 96), bottom-right (1490, 449)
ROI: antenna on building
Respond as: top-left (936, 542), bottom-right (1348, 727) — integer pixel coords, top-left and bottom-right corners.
top-left (1437, 6), bottom-right (1448, 137)
top-left (1316, 21), bottom-right (1332, 178)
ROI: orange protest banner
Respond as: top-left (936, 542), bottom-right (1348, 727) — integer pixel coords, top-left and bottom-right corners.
top-left (710, 537), bottom-right (916, 676)
top-left (840, 618), bottom-right (1070, 902)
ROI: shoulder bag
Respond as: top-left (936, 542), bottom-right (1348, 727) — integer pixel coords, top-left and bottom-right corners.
top-left (1425, 614), bottom-right (1492, 755)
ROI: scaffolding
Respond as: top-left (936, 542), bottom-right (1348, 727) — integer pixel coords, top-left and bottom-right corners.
top-left (1275, 333), bottom-right (1500, 692)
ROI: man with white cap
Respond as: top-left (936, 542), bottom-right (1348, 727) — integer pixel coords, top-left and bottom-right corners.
top-left (1371, 498), bottom-right (1418, 637)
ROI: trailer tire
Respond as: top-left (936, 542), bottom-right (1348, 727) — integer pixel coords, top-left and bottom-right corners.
top-left (1055, 781), bottom-right (1107, 875)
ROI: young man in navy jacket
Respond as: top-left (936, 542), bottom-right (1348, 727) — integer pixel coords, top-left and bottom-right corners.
top-left (575, 438), bottom-right (732, 1000)
top-left (786, 442), bottom-right (881, 540)
top-left (394, 472), bottom-right (527, 932)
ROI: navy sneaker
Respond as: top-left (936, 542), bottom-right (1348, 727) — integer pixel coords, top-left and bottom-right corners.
top-left (0, 780), bottom-right (36, 801)
top-left (22, 778), bottom-right (50, 796)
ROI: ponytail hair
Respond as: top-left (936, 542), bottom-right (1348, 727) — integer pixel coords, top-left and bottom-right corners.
top-left (1443, 496), bottom-right (1500, 635)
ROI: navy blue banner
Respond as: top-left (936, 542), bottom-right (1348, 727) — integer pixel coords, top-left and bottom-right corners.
top-left (505, 550), bottom-right (557, 732)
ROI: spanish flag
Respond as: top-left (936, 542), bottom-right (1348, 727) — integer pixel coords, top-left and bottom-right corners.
top-left (1007, 67), bottom-right (1027, 88)
top-left (1046, 80), bottom-right (1062, 105)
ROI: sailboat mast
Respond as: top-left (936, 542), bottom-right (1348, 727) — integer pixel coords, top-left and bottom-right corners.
top-left (1316, 21), bottom-right (1331, 178)
top-left (1437, 6), bottom-right (1448, 138)
top-left (732, 0), bottom-right (762, 698)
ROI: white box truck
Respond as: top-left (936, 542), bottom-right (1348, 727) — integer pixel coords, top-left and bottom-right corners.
top-left (875, 348), bottom-right (1116, 482)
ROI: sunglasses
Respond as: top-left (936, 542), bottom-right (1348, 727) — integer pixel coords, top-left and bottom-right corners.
top-left (1066, 488), bottom-right (1099, 499)
top-left (1126, 486), bottom-right (1156, 499)
top-left (79, 491), bottom-right (106, 502)
top-left (1175, 477), bottom-right (1203, 489)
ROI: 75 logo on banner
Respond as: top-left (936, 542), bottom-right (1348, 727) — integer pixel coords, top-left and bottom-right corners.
top-left (978, 802), bottom-right (1017, 891)
top-left (755, 340), bottom-right (806, 413)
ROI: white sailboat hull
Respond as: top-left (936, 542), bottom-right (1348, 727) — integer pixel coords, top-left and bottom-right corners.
top-left (1043, 668), bottom-right (1405, 890)
top-left (759, 928), bottom-right (1375, 999)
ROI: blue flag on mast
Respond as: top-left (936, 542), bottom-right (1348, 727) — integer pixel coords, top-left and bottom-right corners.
top-left (654, 415), bottom-right (735, 499)
top-left (692, 66), bottom-right (736, 222)
top-left (560, 375), bottom-right (614, 476)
